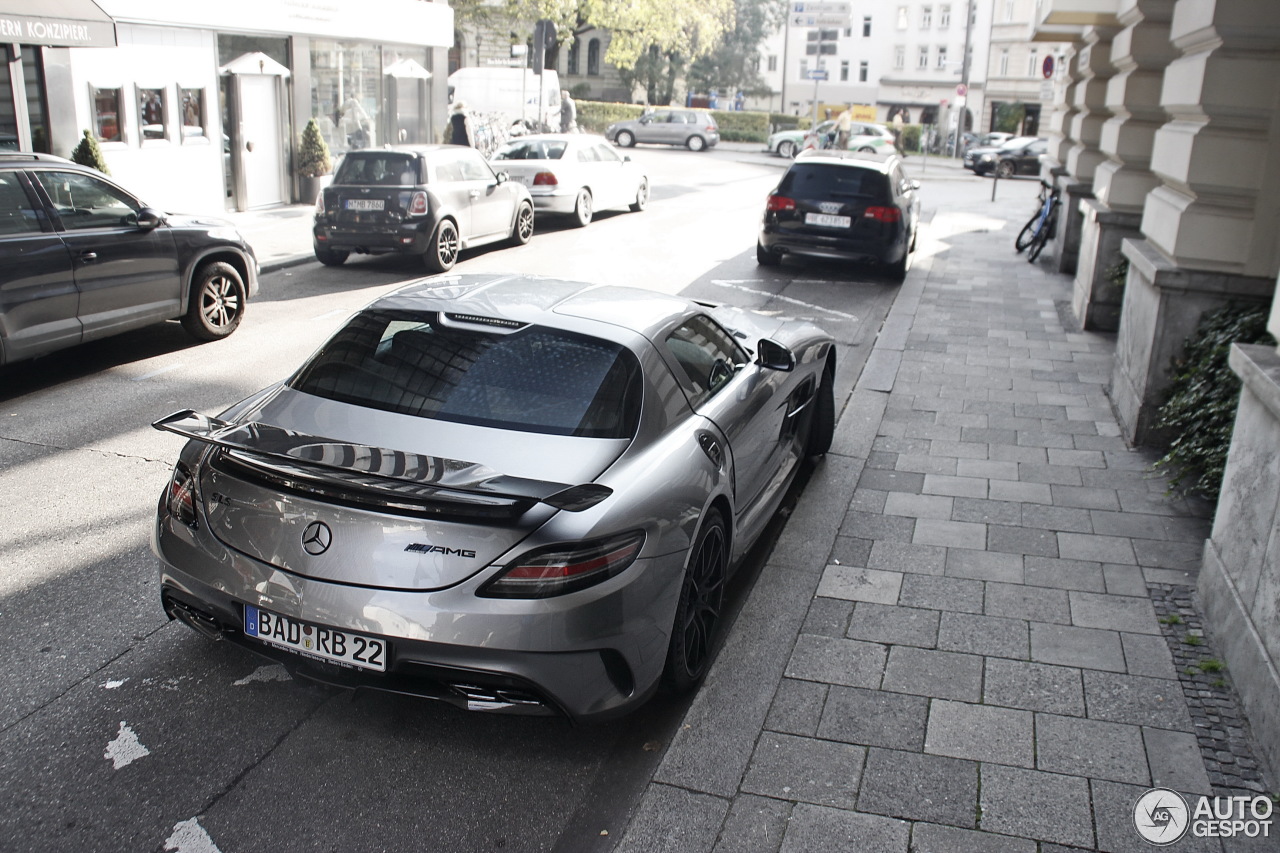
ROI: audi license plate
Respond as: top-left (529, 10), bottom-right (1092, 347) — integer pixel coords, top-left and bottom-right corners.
top-left (805, 212), bottom-right (851, 228)
top-left (344, 198), bottom-right (385, 211)
top-left (244, 605), bottom-right (387, 672)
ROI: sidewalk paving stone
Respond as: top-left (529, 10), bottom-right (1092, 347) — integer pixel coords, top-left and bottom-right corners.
top-left (944, 547), bottom-right (1024, 583)
top-left (881, 646), bottom-right (983, 702)
top-left (937, 611), bottom-right (1029, 659)
top-left (815, 565), bottom-right (903, 604)
top-left (908, 823), bottom-right (1036, 853)
top-left (845, 602), bottom-right (940, 647)
top-left (1024, 556), bottom-right (1107, 593)
top-left (614, 784), bottom-right (729, 853)
top-left (785, 634), bottom-right (887, 689)
top-left (980, 765), bottom-right (1095, 848)
top-left (899, 574), bottom-right (985, 613)
top-left (858, 748), bottom-right (980, 827)
top-left (740, 732), bottom-right (863, 808)
top-left (1082, 670), bottom-right (1195, 732)
top-left (926, 700), bottom-right (1034, 768)
top-left (779, 805), bottom-right (910, 853)
top-left (816, 686), bottom-right (929, 751)
top-left (913, 518), bottom-right (987, 550)
top-left (985, 582), bottom-right (1071, 624)
top-left (952, 497), bottom-right (1024, 525)
top-left (765, 678), bottom-right (827, 737)
top-left (1035, 713), bottom-right (1151, 785)
top-left (984, 658), bottom-right (1086, 716)
top-left (1069, 590), bottom-right (1160, 634)
top-left (1143, 726), bottom-right (1215, 795)
top-left (867, 540), bottom-right (948, 575)
top-left (711, 794), bottom-right (792, 853)
top-left (1120, 632), bottom-right (1179, 680)
top-left (1030, 622), bottom-right (1127, 672)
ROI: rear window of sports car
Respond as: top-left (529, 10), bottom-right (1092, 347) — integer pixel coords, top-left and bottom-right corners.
top-left (289, 309), bottom-right (642, 438)
top-left (778, 163), bottom-right (890, 204)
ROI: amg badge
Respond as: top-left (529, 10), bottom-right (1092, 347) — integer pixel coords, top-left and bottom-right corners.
top-left (405, 543), bottom-right (476, 558)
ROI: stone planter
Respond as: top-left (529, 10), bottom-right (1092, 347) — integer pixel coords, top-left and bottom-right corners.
top-left (298, 173), bottom-right (332, 204)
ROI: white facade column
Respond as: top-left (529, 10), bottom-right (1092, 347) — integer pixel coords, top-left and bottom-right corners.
top-left (1072, 0), bottom-right (1177, 330)
top-left (1109, 0), bottom-right (1280, 444)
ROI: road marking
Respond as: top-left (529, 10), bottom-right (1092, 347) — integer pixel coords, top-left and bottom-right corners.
top-left (132, 363), bottom-right (183, 381)
top-left (234, 664), bottom-right (292, 686)
top-left (165, 818), bottom-right (222, 853)
top-left (105, 720), bottom-right (150, 769)
top-left (709, 280), bottom-right (859, 321)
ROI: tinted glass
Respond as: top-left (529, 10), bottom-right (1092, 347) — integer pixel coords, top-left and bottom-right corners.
top-left (778, 164), bottom-right (890, 204)
top-left (33, 171), bottom-right (140, 230)
top-left (493, 139), bottom-right (567, 160)
top-left (665, 315), bottom-right (748, 407)
top-left (334, 152), bottom-right (418, 185)
top-left (290, 309), bottom-right (643, 439)
top-left (0, 173), bottom-right (45, 235)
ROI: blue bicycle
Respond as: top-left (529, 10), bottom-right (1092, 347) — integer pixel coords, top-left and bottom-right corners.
top-left (1015, 179), bottom-right (1060, 262)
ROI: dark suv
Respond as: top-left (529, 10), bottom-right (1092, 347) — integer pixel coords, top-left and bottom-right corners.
top-left (756, 150), bottom-right (920, 281)
top-left (0, 153), bottom-right (258, 366)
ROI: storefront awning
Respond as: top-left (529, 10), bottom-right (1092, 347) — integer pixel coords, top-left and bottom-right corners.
top-left (0, 0), bottom-right (116, 47)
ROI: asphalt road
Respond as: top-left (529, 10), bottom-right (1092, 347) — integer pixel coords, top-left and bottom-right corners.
top-left (0, 146), bottom-right (1010, 853)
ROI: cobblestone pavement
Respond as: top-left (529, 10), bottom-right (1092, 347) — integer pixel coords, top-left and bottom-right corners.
top-left (616, 198), bottom-right (1278, 852)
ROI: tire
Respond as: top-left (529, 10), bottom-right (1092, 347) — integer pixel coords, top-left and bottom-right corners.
top-left (777, 140), bottom-right (796, 159)
top-left (509, 202), bottom-right (534, 246)
top-left (756, 242), bottom-right (780, 266)
top-left (806, 366), bottom-right (835, 458)
top-left (181, 261), bottom-right (245, 341)
top-left (314, 245), bottom-right (348, 266)
top-left (629, 178), bottom-right (649, 212)
top-left (858, 146), bottom-right (876, 153)
top-left (1014, 213), bottom-right (1039, 254)
top-left (1027, 208), bottom-right (1056, 263)
top-left (662, 509), bottom-right (727, 692)
top-left (572, 188), bottom-right (593, 227)
top-left (686, 135), bottom-right (707, 152)
top-left (424, 219), bottom-right (459, 272)
top-left (615, 130), bottom-right (635, 148)
top-left (996, 159), bottom-right (1015, 179)
top-left (887, 246), bottom-right (910, 282)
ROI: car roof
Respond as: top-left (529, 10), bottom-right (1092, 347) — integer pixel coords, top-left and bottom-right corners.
top-left (371, 273), bottom-right (702, 339)
top-left (793, 149), bottom-right (896, 173)
top-left (0, 152), bottom-right (78, 166)
top-left (498, 133), bottom-right (609, 144)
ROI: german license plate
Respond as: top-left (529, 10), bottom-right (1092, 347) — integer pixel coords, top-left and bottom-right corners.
top-left (345, 198), bottom-right (385, 211)
top-left (244, 604), bottom-right (387, 672)
top-left (805, 212), bottom-right (851, 228)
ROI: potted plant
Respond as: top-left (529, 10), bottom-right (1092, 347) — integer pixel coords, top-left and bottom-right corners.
top-left (296, 117), bottom-right (333, 201)
top-left (70, 129), bottom-right (111, 175)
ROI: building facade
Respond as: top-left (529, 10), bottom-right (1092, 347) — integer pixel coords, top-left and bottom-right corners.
top-left (2, 0), bottom-right (452, 213)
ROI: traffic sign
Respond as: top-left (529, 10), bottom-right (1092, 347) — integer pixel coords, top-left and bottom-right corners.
top-left (792, 1), bottom-right (851, 13)
top-left (793, 14), bottom-right (850, 26)
top-left (956, 84), bottom-right (966, 96)
top-left (807, 69), bottom-right (829, 80)
top-left (1042, 56), bottom-right (1055, 79)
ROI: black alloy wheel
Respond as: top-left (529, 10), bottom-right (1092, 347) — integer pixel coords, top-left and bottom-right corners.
top-left (663, 509), bottom-right (727, 692)
top-left (425, 219), bottom-right (460, 272)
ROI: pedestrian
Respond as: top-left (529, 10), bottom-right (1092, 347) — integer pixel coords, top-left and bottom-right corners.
top-left (559, 90), bottom-right (576, 133)
top-left (449, 100), bottom-right (470, 146)
top-left (340, 96), bottom-right (371, 148)
top-left (835, 106), bottom-right (852, 150)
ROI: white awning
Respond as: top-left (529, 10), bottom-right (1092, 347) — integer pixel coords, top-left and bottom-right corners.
top-left (0, 0), bottom-right (116, 47)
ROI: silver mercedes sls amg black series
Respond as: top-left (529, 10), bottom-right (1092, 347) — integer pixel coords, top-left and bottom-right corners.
top-left (152, 273), bottom-right (835, 720)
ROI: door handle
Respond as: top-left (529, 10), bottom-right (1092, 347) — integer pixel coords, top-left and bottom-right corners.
top-left (469, 190), bottom-right (480, 199)
top-left (80, 251), bottom-right (98, 262)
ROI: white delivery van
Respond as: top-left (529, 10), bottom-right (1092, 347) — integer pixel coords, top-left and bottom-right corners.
top-left (447, 67), bottom-right (562, 131)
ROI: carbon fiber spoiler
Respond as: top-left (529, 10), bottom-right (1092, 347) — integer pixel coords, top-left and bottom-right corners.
top-left (152, 409), bottom-right (612, 512)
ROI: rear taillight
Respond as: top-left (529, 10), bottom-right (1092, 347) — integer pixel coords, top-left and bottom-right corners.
top-left (478, 531), bottom-right (646, 598)
top-left (408, 191), bottom-right (428, 215)
top-left (167, 462), bottom-right (198, 528)
top-left (864, 206), bottom-right (902, 223)
top-left (766, 195), bottom-right (796, 212)
top-left (532, 171), bottom-right (558, 186)
top-left (313, 192), bottom-right (325, 216)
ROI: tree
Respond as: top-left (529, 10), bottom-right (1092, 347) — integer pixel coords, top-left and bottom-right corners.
top-left (686, 0), bottom-right (785, 97)
top-left (296, 118), bottom-right (332, 178)
top-left (70, 129), bottom-right (110, 175)
top-left (616, 45), bottom-right (686, 105)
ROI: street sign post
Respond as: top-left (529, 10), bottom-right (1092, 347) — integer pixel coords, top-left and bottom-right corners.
top-left (807, 69), bottom-right (829, 80)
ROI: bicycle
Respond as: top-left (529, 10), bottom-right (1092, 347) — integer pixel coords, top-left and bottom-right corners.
top-left (1015, 179), bottom-right (1060, 262)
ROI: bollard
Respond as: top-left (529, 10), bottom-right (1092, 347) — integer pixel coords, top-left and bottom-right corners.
top-left (991, 171), bottom-right (998, 201)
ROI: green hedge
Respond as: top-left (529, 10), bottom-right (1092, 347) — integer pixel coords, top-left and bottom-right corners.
top-left (576, 101), bottom-right (646, 134)
top-left (709, 109), bottom-right (770, 142)
top-left (576, 100), bottom-right (794, 143)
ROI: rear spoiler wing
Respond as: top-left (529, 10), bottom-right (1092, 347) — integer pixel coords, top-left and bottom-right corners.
top-left (152, 409), bottom-right (611, 513)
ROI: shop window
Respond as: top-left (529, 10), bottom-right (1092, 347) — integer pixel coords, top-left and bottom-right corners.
top-left (587, 39), bottom-right (600, 76)
top-left (92, 87), bottom-right (122, 143)
top-left (138, 86), bottom-right (168, 141)
top-left (181, 88), bottom-right (206, 141)
top-left (311, 40), bottom-right (382, 155)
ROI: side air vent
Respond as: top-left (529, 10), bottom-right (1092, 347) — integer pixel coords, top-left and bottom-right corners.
top-left (698, 433), bottom-right (723, 468)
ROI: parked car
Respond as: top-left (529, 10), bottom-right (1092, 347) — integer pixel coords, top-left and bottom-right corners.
top-left (605, 109), bottom-right (720, 152)
top-left (152, 272), bottom-right (835, 720)
top-left (757, 149), bottom-right (920, 281)
top-left (767, 121), bottom-right (896, 159)
top-left (963, 136), bottom-right (1046, 177)
top-left (312, 145), bottom-right (534, 272)
top-left (489, 133), bottom-right (649, 227)
top-left (0, 152), bottom-right (258, 366)
top-left (961, 131), bottom-right (1013, 153)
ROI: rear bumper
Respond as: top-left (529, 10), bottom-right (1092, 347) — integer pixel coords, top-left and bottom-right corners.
top-left (152, 508), bottom-right (683, 720)
top-left (313, 219), bottom-right (432, 255)
top-left (759, 226), bottom-right (904, 266)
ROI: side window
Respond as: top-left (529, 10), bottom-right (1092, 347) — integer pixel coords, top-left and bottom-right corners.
top-left (457, 151), bottom-right (495, 182)
top-left (432, 156), bottom-right (464, 183)
top-left (594, 144), bottom-right (621, 163)
top-left (0, 173), bottom-right (48, 235)
top-left (665, 315), bottom-right (749, 406)
top-left (33, 171), bottom-right (140, 230)
top-left (576, 146), bottom-right (600, 163)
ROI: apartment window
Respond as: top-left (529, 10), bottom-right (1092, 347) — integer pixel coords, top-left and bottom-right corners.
top-left (587, 38), bottom-right (600, 75)
top-left (859, 60), bottom-right (868, 82)
top-left (937, 45), bottom-right (948, 69)
top-left (863, 16), bottom-right (872, 37)
top-left (800, 59), bottom-right (809, 80)
top-left (137, 86), bottom-right (168, 141)
top-left (921, 6), bottom-right (932, 28)
top-left (180, 87), bottom-right (206, 141)
top-left (1004, 0), bottom-right (1014, 22)
top-left (840, 60), bottom-right (850, 81)
top-left (768, 55), bottom-right (778, 72)
top-left (567, 38), bottom-right (580, 75)
top-left (918, 46), bottom-right (929, 69)
top-left (940, 5), bottom-right (950, 28)
top-left (897, 6), bottom-right (908, 29)
top-left (844, 27), bottom-right (852, 37)
top-left (1028, 48), bottom-right (1039, 77)
top-left (894, 46), bottom-right (905, 69)
top-left (92, 86), bottom-right (123, 143)
top-left (999, 49), bottom-right (1009, 76)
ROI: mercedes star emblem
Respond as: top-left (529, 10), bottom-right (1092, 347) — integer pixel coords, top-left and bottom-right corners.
top-left (301, 521), bottom-right (332, 555)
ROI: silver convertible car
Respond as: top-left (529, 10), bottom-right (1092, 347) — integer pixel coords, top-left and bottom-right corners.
top-left (151, 274), bottom-right (835, 720)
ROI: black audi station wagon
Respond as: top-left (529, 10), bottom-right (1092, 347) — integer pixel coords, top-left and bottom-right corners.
top-left (756, 150), bottom-right (920, 281)
top-left (0, 153), bottom-right (259, 366)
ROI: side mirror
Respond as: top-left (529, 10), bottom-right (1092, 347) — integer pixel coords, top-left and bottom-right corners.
top-left (910, 179), bottom-right (920, 191)
top-left (494, 170), bottom-right (509, 184)
top-left (756, 339), bottom-right (795, 372)
top-left (136, 207), bottom-right (163, 230)
top-left (639, 115), bottom-right (651, 124)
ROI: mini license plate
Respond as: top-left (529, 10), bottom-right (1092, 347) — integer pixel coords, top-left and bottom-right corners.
top-left (344, 198), bottom-right (385, 211)
top-left (244, 605), bottom-right (387, 672)
top-left (805, 212), bottom-right (851, 228)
